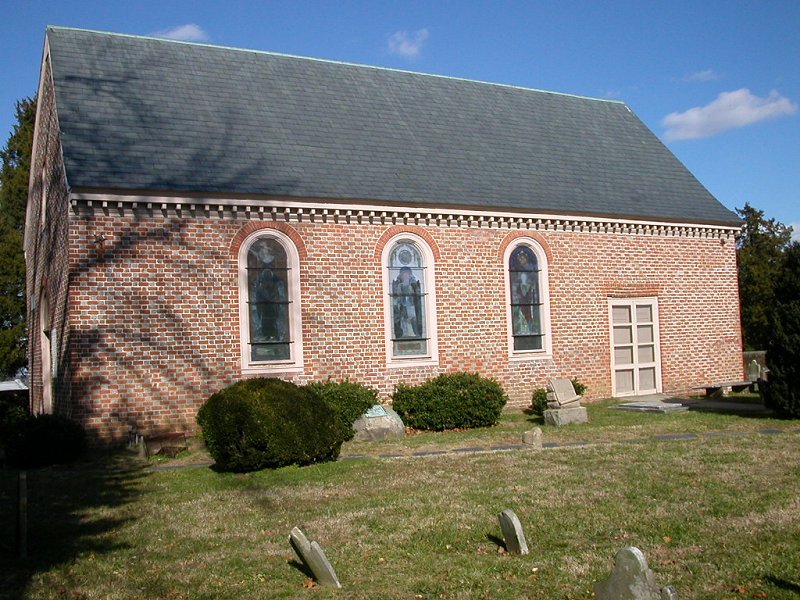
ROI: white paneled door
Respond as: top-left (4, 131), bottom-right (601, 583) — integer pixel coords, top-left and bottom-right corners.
top-left (610, 298), bottom-right (662, 397)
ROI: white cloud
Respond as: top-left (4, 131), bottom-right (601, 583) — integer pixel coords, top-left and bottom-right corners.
top-left (151, 24), bottom-right (209, 42)
top-left (684, 69), bottom-right (720, 82)
top-left (791, 222), bottom-right (800, 243)
top-left (663, 88), bottom-right (798, 141)
top-left (387, 28), bottom-right (429, 59)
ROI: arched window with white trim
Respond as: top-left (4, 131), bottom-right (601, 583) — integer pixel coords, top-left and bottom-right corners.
top-left (383, 234), bottom-right (438, 365)
top-left (239, 230), bottom-right (303, 373)
top-left (505, 239), bottom-right (551, 356)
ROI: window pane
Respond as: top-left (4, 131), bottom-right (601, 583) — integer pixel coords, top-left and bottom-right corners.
top-left (514, 335), bottom-right (543, 351)
top-left (391, 270), bottom-right (426, 340)
top-left (613, 325), bottom-right (632, 345)
top-left (251, 342), bottom-right (290, 361)
top-left (638, 344), bottom-right (655, 363)
top-left (510, 245), bottom-right (542, 345)
top-left (614, 346), bottom-right (634, 365)
top-left (615, 369), bottom-right (634, 394)
top-left (637, 325), bottom-right (654, 343)
top-left (389, 241), bottom-right (428, 357)
top-left (390, 242), bottom-right (423, 268)
top-left (636, 305), bottom-right (653, 323)
top-left (247, 238), bottom-right (291, 362)
top-left (394, 339), bottom-right (428, 356)
top-left (640, 367), bottom-right (656, 390)
top-left (612, 306), bottom-right (631, 324)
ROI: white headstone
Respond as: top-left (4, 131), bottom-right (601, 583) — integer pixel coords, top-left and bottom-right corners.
top-left (594, 546), bottom-right (673, 600)
top-left (289, 527), bottom-right (342, 588)
top-left (498, 509), bottom-right (529, 555)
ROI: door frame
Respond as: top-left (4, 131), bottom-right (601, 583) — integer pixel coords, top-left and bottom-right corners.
top-left (608, 297), bottom-right (663, 397)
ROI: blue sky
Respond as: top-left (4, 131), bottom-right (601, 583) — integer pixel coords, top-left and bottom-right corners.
top-left (2, 1), bottom-right (798, 237)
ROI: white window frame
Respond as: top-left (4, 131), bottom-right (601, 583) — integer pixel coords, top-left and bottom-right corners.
top-left (382, 233), bottom-right (439, 368)
top-left (238, 229), bottom-right (304, 374)
top-left (504, 237), bottom-right (552, 359)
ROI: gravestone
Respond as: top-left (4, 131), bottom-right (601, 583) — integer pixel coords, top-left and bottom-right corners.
top-left (522, 428), bottom-right (542, 448)
top-left (289, 527), bottom-right (342, 588)
top-left (351, 405), bottom-right (405, 442)
top-left (544, 378), bottom-right (589, 426)
top-left (544, 406), bottom-right (588, 426)
top-left (498, 509), bottom-right (529, 555)
top-left (594, 546), bottom-right (676, 600)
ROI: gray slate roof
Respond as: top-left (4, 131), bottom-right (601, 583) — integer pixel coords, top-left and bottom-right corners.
top-left (45, 27), bottom-right (739, 225)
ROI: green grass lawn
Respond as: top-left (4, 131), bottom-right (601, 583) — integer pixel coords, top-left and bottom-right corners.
top-left (1, 401), bottom-right (799, 599)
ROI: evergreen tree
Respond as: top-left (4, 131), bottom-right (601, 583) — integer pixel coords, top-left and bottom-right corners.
top-left (0, 97), bottom-right (36, 378)
top-left (736, 203), bottom-right (793, 350)
top-left (763, 242), bottom-right (800, 418)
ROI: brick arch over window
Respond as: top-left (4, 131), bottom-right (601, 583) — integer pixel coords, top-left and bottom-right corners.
top-left (230, 222), bottom-right (308, 260)
top-left (375, 226), bottom-right (441, 261)
top-left (498, 230), bottom-right (553, 264)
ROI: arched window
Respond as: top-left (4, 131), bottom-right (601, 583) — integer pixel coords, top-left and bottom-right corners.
top-left (383, 235), bottom-right (438, 364)
top-left (239, 231), bottom-right (303, 372)
top-left (506, 239), bottom-right (551, 356)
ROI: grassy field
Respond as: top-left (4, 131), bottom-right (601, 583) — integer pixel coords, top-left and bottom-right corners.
top-left (1, 400), bottom-right (799, 599)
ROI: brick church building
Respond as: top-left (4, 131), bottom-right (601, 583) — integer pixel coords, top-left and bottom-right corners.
top-left (25, 28), bottom-right (743, 441)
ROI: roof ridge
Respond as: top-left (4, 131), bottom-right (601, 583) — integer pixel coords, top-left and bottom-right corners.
top-left (45, 25), bottom-right (625, 106)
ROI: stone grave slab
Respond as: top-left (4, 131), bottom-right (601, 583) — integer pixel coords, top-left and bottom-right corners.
top-left (289, 526), bottom-right (342, 588)
top-left (498, 509), bottom-right (529, 555)
top-left (612, 400), bottom-right (689, 414)
top-left (594, 546), bottom-right (676, 600)
top-left (544, 406), bottom-right (588, 426)
top-left (522, 428), bottom-right (542, 448)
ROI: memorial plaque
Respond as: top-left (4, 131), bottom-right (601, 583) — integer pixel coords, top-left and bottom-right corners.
top-left (364, 405), bottom-right (388, 418)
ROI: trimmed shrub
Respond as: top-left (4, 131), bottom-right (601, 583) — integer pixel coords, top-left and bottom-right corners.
top-left (196, 378), bottom-right (347, 472)
top-left (763, 242), bottom-right (800, 418)
top-left (392, 372), bottom-right (507, 431)
top-left (531, 388), bottom-right (548, 416)
top-left (307, 380), bottom-right (378, 441)
top-left (5, 413), bottom-right (87, 468)
top-left (570, 378), bottom-right (587, 396)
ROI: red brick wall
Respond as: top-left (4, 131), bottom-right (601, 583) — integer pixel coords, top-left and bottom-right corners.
top-left (58, 206), bottom-right (741, 442)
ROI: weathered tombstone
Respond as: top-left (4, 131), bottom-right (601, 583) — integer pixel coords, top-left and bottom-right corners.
top-left (594, 546), bottom-right (676, 600)
top-left (498, 509), bottom-right (529, 555)
top-left (747, 359), bottom-right (761, 382)
top-left (522, 428), bottom-right (542, 448)
top-left (289, 527), bottom-right (342, 588)
top-left (544, 378), bottom-right (588, 426)
top-left (661, 586), bottom-right (679, 600)
top-left (544, 407), bottom-right (588, 426)
top-left (351, 405), bottom-right (406, 442)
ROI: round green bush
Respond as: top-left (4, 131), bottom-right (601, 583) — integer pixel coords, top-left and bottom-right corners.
top-left (531, 388), bottom-right (548, 416)
top-left (196, 378), bottom-right (347, 472)
top-left (307, 380), bottom-right (378, 441)
top-left (392, 372), bottom-right (507, 431)
top-left (6, 413), bottom-right (87, 468)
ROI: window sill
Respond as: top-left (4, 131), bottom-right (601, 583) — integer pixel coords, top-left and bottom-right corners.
top-left (508, 352), bottom-right (553, 362)
top-left (241, 363), bottom-right (305, 375)
top-left (386, 357), bottom-right (439, 369)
